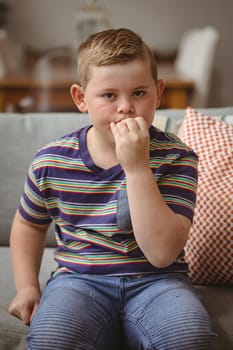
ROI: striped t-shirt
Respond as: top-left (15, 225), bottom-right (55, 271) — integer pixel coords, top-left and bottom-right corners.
top-left (18, 125), bottom-right (198, 276)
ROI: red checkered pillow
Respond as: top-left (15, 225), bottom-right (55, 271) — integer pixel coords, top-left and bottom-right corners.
top-left (181, 107), bottom-right (233, 285)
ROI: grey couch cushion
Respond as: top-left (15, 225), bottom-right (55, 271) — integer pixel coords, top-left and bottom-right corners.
top-left (196, 286), bottom-right (233, 349)
top-left (0, 310), bottom-right (28, 350)
top-left (0, 113), bottom-right (90, 246)
top-left (0, 247), bottom-right (56, 350)
top-left (0, 247), bottom-right (56, 310)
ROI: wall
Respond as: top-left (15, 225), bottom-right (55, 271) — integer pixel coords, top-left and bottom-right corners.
top-left (6, 0), bottom-right (233, 107)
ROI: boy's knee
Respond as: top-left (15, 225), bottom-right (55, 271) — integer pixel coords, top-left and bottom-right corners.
top-left (27, 304), bottom-right (91, 349)
top-left (124, 319), bottom-right (216, 350)
top-left (27, 300), bottom-right (119, 350)
top-left (27, 315), bottom-right (78, 349)
top-left (153, 312), bottom-right (217, 350)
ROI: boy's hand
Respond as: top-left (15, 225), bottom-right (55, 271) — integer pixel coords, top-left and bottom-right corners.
top-left (110, 117), bottom-right (150, 173)
top-left (8, 286), bottom-right (41, 325)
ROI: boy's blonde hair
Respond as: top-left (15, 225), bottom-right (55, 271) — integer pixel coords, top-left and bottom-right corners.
top-left (77, 28), bottom-right (157, 88)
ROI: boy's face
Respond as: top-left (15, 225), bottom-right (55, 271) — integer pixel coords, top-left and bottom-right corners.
top-left (71, 58), bottom-right (164, 142)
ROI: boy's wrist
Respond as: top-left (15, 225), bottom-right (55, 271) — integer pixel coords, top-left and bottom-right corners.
top-left (16, 285), bottom-right (40, 294)
top-left (15, 276), bottom-right (40, 293)
top-left (124, 165), bottom-right (152, 178)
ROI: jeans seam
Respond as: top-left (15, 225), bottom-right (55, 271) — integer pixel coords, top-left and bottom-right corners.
top-left (139, 285), bottom-right (186, 312)
top-left (93, 317), bottom-right (120, 349)
top-left (124, 315), bottom-right (155, 350)
top-left (48, 284), bottom-right (113, 318)
top-left (123, 285), bottom-right (188, 349)
top-left (36, 285), bottom-right (119, 349)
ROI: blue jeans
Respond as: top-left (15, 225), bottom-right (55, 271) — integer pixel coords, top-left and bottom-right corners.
top-left (27, 273), bottom-right (216, 350)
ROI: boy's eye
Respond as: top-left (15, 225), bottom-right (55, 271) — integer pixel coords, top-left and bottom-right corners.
top-left (103, 92), bottom-right (115, 100)
top-left (134, 90), bottom-right (145, 97)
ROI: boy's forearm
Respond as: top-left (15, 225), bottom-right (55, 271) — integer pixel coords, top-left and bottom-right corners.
top-left (10, 211), bottom-right (49, 292)
top-left (125, 167), bottom-right (190, 268)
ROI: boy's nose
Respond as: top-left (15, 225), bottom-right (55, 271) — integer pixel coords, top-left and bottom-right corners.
top-left (117, 99), bottom-right (135, 114)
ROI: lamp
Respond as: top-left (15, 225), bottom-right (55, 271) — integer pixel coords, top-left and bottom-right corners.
top-left (75, 0), bottom-right (110, 48)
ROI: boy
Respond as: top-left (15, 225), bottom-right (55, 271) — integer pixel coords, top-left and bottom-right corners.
top-left (9, 28), bottom-right (215, 349)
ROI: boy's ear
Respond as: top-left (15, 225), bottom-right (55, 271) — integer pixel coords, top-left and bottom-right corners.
top-left (155, 79), bottom-right (164, 109)
top-left (70, 84), bottom-right (88, 112)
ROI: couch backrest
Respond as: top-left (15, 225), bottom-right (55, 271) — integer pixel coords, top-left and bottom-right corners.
top-left (0, 112), bottom-right (90, 246)
top-left (1, 108), bottom-right (233, 247)
top-left (154, 107), bottom-right (233, 134)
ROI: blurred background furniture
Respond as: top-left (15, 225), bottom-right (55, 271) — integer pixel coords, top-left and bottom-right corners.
top-left (158, 64), bottom-right (194, 109)
top-left (3, 11), bottom-right (220, 112)
top-left (3, 25), bottom-right (222, 112)
top-left (75, 0), bottom-right (110, 49)
top-left (174, 26), bottom-right (220, 107)
top-left (30, 47), bottom-right (77, 112)
top-left (0, 29), bottom-right (20, 78)
top-left (0, 47), bottom-right (77, 113)
top-left (0, 46), bottom-right (195, 113)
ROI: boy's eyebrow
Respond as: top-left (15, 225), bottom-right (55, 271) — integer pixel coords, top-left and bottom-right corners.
top-left (98, 85), bottom-right (150, 91)
top-left (134, 85), bottom-right (150, 89)
top-left (95, 87), bottom-right (116, 94)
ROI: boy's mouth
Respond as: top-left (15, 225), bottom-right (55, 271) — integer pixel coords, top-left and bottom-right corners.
top-left (115, 114), bottom-right (139, 123)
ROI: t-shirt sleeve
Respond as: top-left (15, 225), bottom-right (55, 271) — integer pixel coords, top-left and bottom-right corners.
top-left (157, 150), bottom-right (198, 222)
top-left (18, 162), bottom-right (52, 224)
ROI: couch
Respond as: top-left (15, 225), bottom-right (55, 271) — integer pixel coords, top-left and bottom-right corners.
top-left (0, 108), bottom-right (232, 350)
